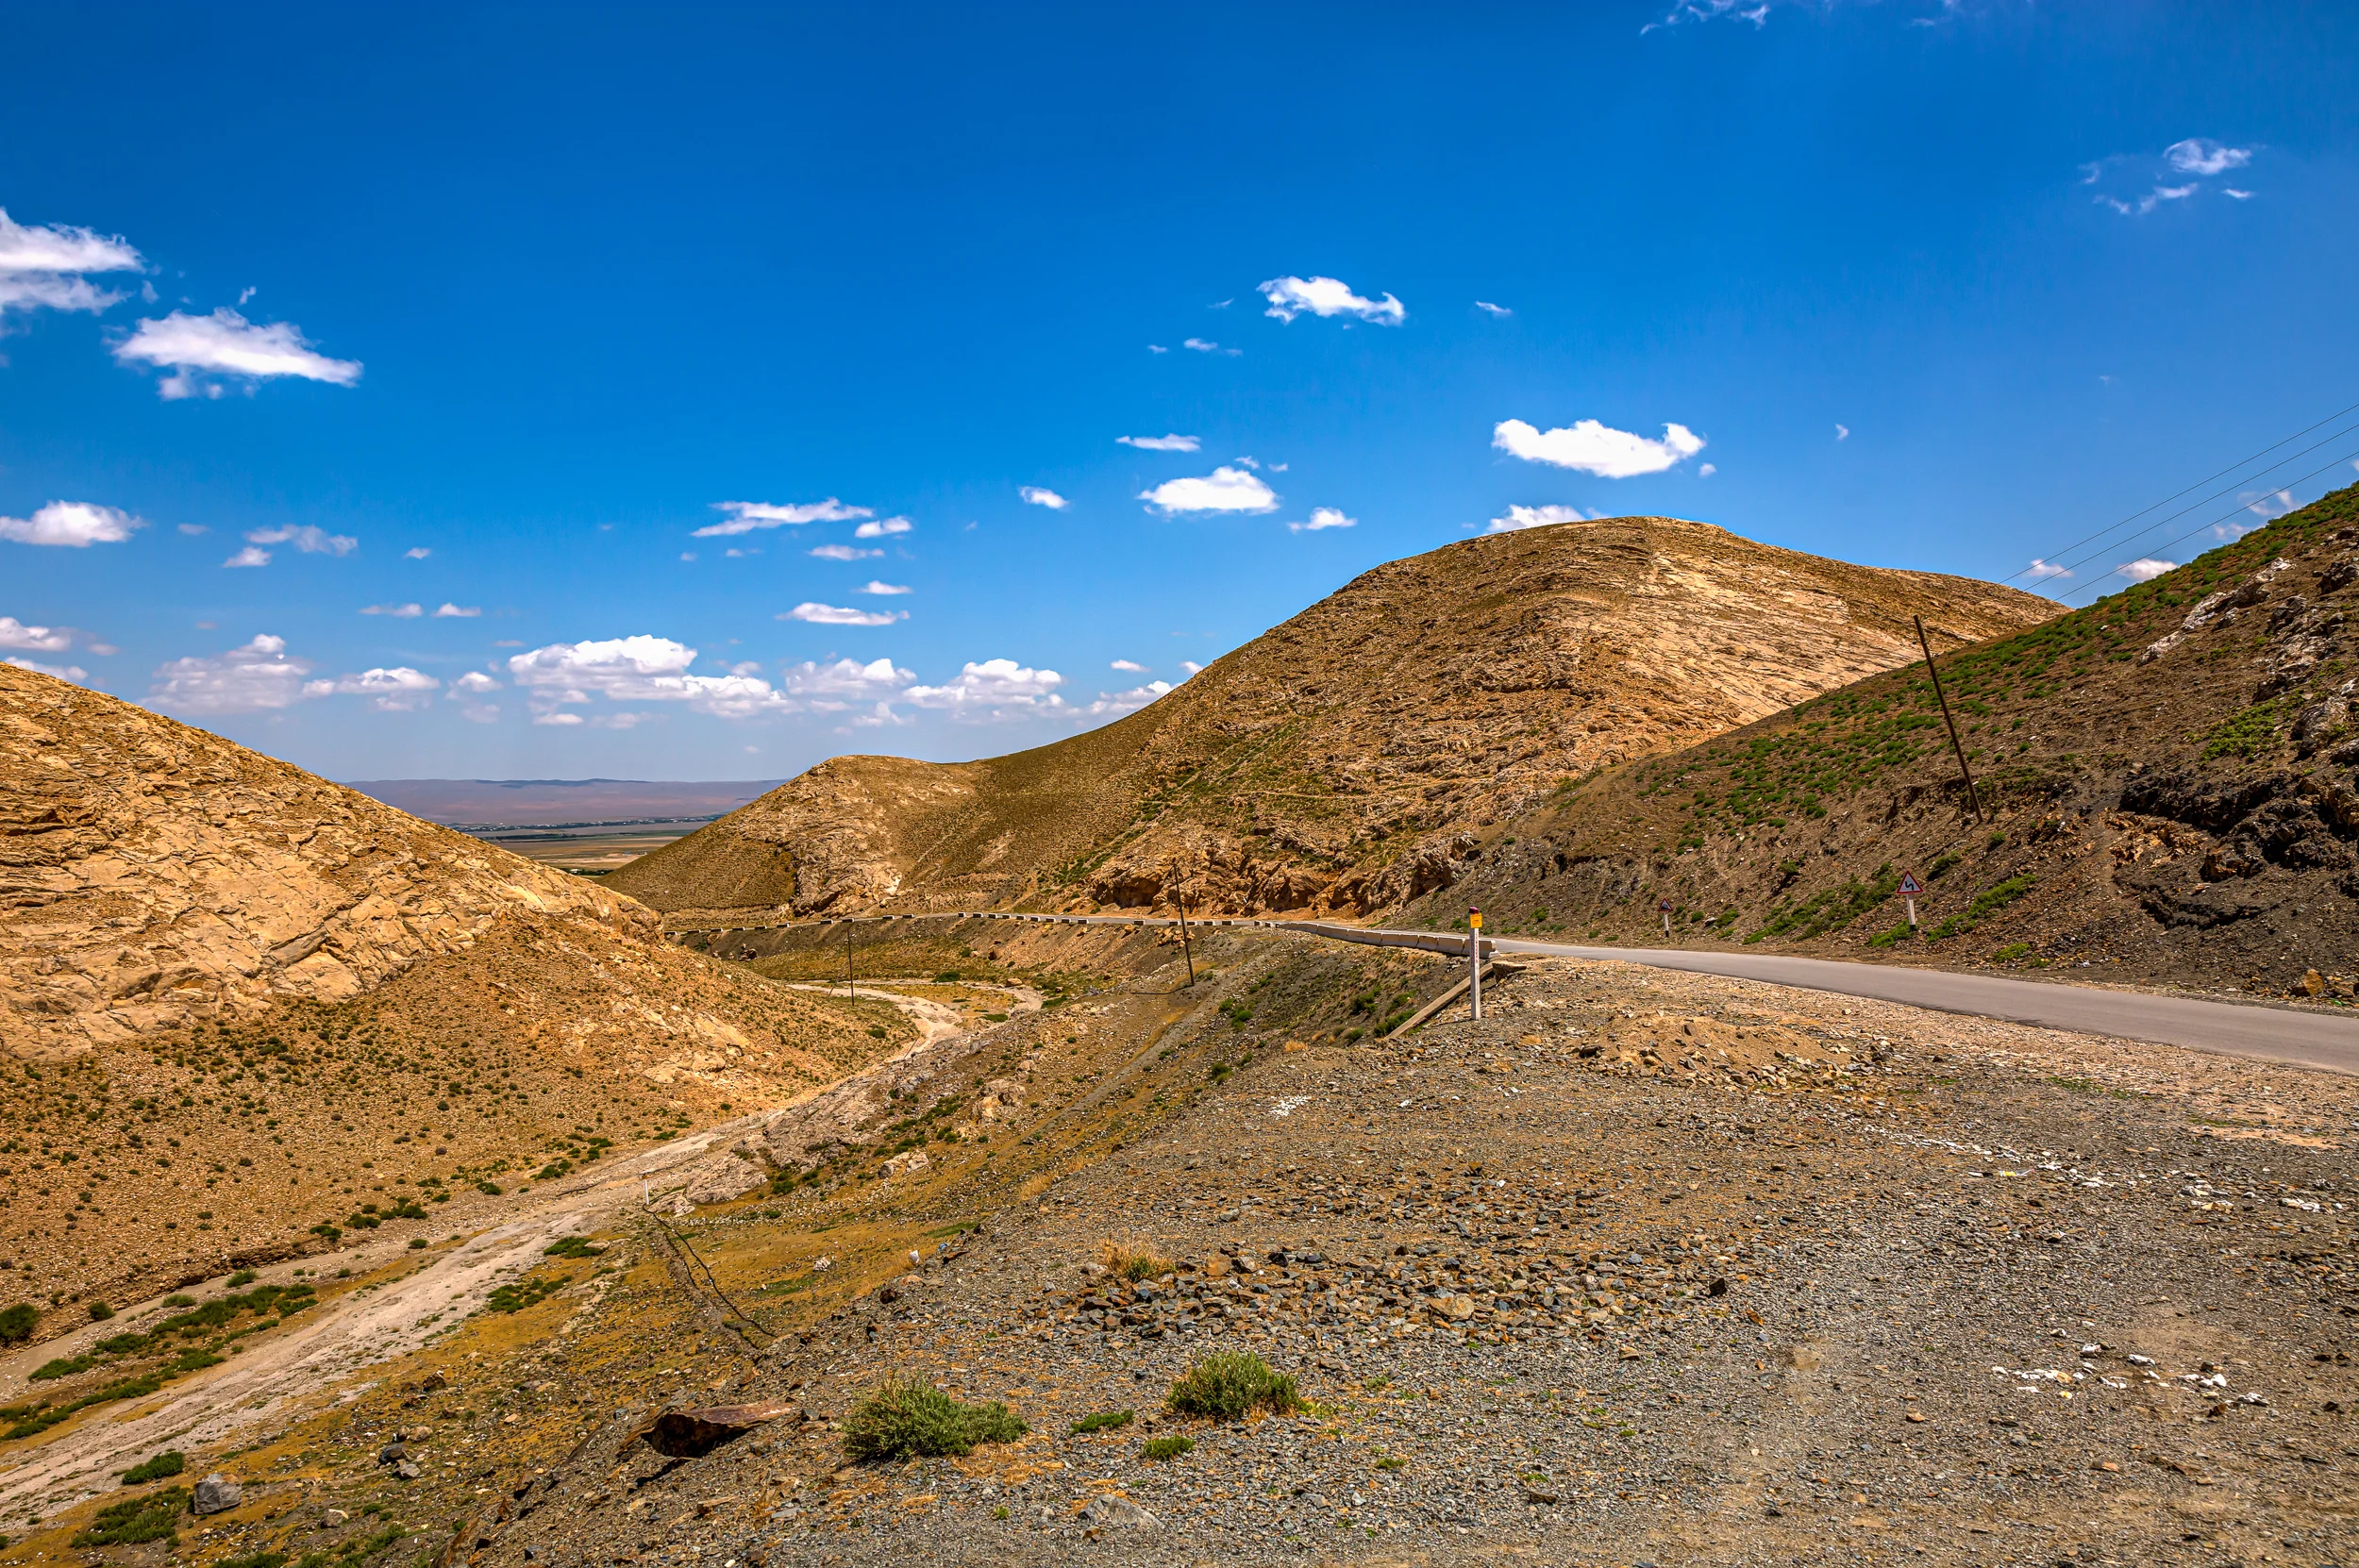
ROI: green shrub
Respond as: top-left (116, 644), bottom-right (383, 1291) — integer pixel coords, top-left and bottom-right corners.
top-left (1099, 1243), bottom-right (1170, 1282)
top-left (215, 1553), bottom-right (287, 1568)
top-left (1164, 1352), bottom-right (1299, 1422)
top-left (842, 1374), bottom-right (1026, 1461)
top-left (72, 1486), bottom-right (187, 1547)
top-left (225, 1270), bottom-right (257, 1287)
top-left (0, 1303), bottom-right (36, 1344)
top-left (31, 1354), bottom-right (96, 1381)
top-left (544, 1235), bottom-right (604, 1259)
top-left (1069, 1409), bottom-right (1133, 1435)
top-left (1142, 1435), bottom-right (1195, 1460)
top-left (121, 1450), bottom-right (185, 1484)
top-left (88, 1301), bottom-right (114, 1321)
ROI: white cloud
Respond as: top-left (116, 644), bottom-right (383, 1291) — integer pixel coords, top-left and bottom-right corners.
top-left (2021, 559), bottom-right (2072, 581)
top-left (1474, 301), bottom-right (1512, 318)
top-left (404, 546), bottom-right (431, 559)
top-left (446, 670), bottom-right (499, 722)
top-left (1644, 0), bottom-right (1771, 29)
top-left (246, 524), bottom-right (358, 557)
top-left (1147, 343), bottom-right (1168, 354)
top-left (778, 657), bottom-right (914, 709)
top-left (0, 501), bottom-right (142, 547)
top-left (223, 546), bottom-right (272, 568)
top-left (1180, 660), bottom-right (1204, 675)
top-left (1485, 504), bottom-right (1601, 533)
top-left (1140, 467), bottom-right (1279, 514)
top-left (5, 657), bottom-right (90, 683)
top-left (904, 658), bottom-right (1067, 721)
top-left (2099, 183), bottom-right (2198, 217)
top-left (2115, 559), bottom-right (2177, 582)
top-left (506, 634), bottom-right (800, 721)
top-left (1081, 680), bottom-right (1172, 718)
top-left (1492, 417), bottom-right (1706, 478)
top-left (1257, 275), bottom-right (1405, 325)
top-left (1111, 659), bottom-right (1148, 673)
top-left (306, 666), bottom-right (441, 711)
top-left (1835, 423), bottom-right (1850, 441)
top-left (432, 602), bottom-right (480, 618)
top-left (0, 208), bottom-right (143, 317)
top-left (361, 602), bottom-right (424, 617)
top-left (860, 580), bottom-right (912, 595)
top-left (1287, 507), bottom-right (1356, 533)
top-left (2165, 138), bottom-right (2252, 177)
top-left (450, 671), bottom-right (500, 693)
top-left (811, 543), bottom-right (883, 560)
top-left (694, 498), bottom-right (871, 538)
top-left (149, 633), bottom-right (315, 714)
top-left (1117, 434), bottom-right (1199, 452)
top-left (2242, 488), bottom-right (2296, 520)
top-left (177, 523), bottom-right (209, 536)
top-left (1019, 486), bottom-right (1069, 509)
top-left (2222, 188), bottom-right (2253, 200)
top-left (113, 309), bottom-right (360, 399)
top-left (783, 602), bottom-right (907, 626)
top-left (1697, 462), bottom-right (1716, 477)
top-left (1182, 337), bottom-right (1239, 356)
top-left (0, 617), bottom-right (74, 652)
top-left (853, 516), bottom-right (912, 539)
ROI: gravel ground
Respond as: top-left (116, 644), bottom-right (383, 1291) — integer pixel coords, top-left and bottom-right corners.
top-left (459, 958), bottom-right (2359, 1567)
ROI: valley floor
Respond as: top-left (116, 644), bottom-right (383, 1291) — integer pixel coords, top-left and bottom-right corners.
top-left (10, 933), bottom-right (2355, 1568)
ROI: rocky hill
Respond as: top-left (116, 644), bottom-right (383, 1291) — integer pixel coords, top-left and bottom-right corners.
top-left (0, 665), bottom-right (909, 1336)
top-left (609, 516), bottom-right (2053, 922)
top-left (1422, 484), bottom-right (2359, 996)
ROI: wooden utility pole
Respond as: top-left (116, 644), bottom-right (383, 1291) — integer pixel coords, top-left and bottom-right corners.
top-left (1915, 614), bottom-right (1986, 823)
top-left (1175, 890), bottom-right (1196, 986)
top-left (1467, 908), bottom-right (1482, 1020)
top-left (845, 921), bottom-right (856, 1003)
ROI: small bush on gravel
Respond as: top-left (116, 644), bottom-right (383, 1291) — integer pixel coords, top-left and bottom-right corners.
top-left (121, 1450), bottom-right (185, 1484)
top-left (1165, 1352), bottom-right (1299, 1422)
top-left (843, 1374), bottom-right (1027, 1461)
top-left (0, 1303), bottom-right (36, 1344)
top-left (1069, 1409), bottom-right (1133, 1435)
top-left (1142, 1435), bottom-right (1195, 1460)
top-left (72, 1486), bottom-right (186, 1547)
top-left (1098, 1241), bottom-right (1170, 1282)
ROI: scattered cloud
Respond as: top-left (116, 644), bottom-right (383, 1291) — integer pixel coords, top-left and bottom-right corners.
top-left (2222, 188), bottom-right (2253, 201)
top-left (1835, 424), bottom-right (1850, 441)
top-left (778, 657), bottom-right (914, 708)
top-left (2021, 559), bottom-right (2072, 581)
top-left (1486, 504), bottom-right (1601, 533)
top-left (450, 671), bottom-right (500, 693)
top-left (113, 309), bottom-right (360, 399)
top-left (694, 498), bottom-right (871, 538)
top-left (811, 543), bottom-right (883, 560)
top-left (1287, 507), bottom-right (1356, 533)
top-left (1474, 301), bottom-right (1513, 318)
top-left (904, 659), bottom-right (1066, 721)
top-left (361, 602), bottom-right (424, 618)
top-left (223, 546), bottom-right (272, 568)
top-left (0, 500), bottom-right (142, 547)
top-left (149, 633), bottom-right (315, 714)
top-left (433, 602), bottom-right (480, 618)
top-left (2165, 138), bottom-right (2252, 177)
top-left (404, 546), bottom-right (431, 559)
top-left (0, 208), bottom-right (143, 317)
top-left (1180, 660), bottom-right (1204, 675)
top-left (2115, 559), bottom-right (2177, 582)
top-left (860, 581), bottom-right (912, 595)
top-left (1081, 680), bottom-right (1172, 718)
top-left (1492, 417), bottom-right (1705, 478)
top-left (1182, 337), bottom-right (1239, 356)
top-left (0, 617), bottom-right (75, 652)
top-left (1697, 462), bottom-right (1716, 477)
top-left (1118, 434), bottom-right (1200, 452)
top-left (246, 524), bottom-right (357, 557)
top-left (306, 666), bottom-right (441, 711)
top-left (1644, 0), bottom-right (1771, 30)
top-left (1147, 343), bottom-right (1168, 354)
top-left (1111, 659), bottom-right (1147, 673)
top-left (853, 516), bottom-right (912, 539)
top-left (1257, 275), bottom-right (1405, 325)
top-left (783, 602), bottom-right (907, 626)
top-left (1019, 486), bottom-right (1069, 509)
top-left (1140, 467), bottom-right (1279, 514)
top-left (5, 657), bottom-right (90, 684)
top-left (506, 634), bottom-right (800, 721)
top-left (2242, 488), bottom-right (2296, 520)
top-left (177, 523), bottom-right (209, 536)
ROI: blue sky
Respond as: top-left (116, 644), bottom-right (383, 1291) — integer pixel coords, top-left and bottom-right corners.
top-left (5, 1), bottom-right (2355, 781)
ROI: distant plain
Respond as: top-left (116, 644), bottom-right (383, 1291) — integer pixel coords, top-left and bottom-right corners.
top-left (343, 777), bottom-right (782, 872)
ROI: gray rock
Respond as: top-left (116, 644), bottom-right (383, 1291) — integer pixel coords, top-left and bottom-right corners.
top-left (192, 1474), bottom-right (243, 1515)
top-left (394, 1459), bottom-right (423, 1480)
top-left (1079, 1493), bottom-right (1160, 1528)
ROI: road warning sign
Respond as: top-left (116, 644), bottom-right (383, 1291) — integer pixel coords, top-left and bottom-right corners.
top-left (1898, 873), bottom-right (1923, 895)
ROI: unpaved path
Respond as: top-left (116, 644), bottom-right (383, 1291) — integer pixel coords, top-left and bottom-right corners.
top-left (0, 980), bottom-right (1042, 1522)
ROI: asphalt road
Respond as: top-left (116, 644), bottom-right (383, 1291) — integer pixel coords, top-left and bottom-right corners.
top-left (681, 909), bottom-right (2359, 1076)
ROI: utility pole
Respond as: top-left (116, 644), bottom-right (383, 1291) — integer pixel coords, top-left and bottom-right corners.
top-left (1175, 890), bottom-right (1196, 987)
top-left (845, 921), bottom-right (856, 1003)
top-left (1467, 907), bottom-right (1482, 1021)
top-left (1915, 614), bottom-right (1986, 824)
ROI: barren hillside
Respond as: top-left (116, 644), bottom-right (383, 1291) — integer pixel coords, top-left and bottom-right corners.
top-left (1424, 483), bottom-right (2359, 997)
top-left (0, 665), bottom-right (909, 1341)
top-left (610, 516), bottom-right (2053, 922)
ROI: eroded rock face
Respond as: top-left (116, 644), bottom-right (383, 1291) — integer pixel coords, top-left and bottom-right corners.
top-left (0, 665), bottom-right (652, 1058)
top-left (613, 517), bottom-right (2051, 921)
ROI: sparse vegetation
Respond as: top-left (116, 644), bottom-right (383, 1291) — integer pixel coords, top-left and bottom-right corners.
top-left (120, 1450), bottom-right (185, 1484)
top-left (842, 1374), bottom-right (1027, 1460)
top-left (1069, 1409), bottom-right (1134, 1434)
top-left (1098, 1241), bottom-right (1172, 1282)
top-left (72, 1486), bottom-right (187, 1547)
top-left (1142, 1434), bottom-right (1196, 1460)
top-left (1165, 1351), bottom-right (1300, 1421)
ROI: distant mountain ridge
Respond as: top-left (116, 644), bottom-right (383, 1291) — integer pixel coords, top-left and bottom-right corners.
top-left (347, 777), bottom-right (784, 828)
top-left (608, 516), bottom-right (2055, 922)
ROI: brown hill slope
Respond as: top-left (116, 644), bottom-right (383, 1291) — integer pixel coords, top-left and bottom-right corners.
top-left (0, 664), bottom-right (908, 1340)
top-left (1419, 484), bottom-right (2359, 996)
top-left (610, 516), bottom-right (2053, 922)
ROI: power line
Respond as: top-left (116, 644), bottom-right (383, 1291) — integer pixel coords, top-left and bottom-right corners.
top-left (2002, 396), bottom-right (2359, 585)
top-left (2055, 445), bottom-right (2359, 602)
